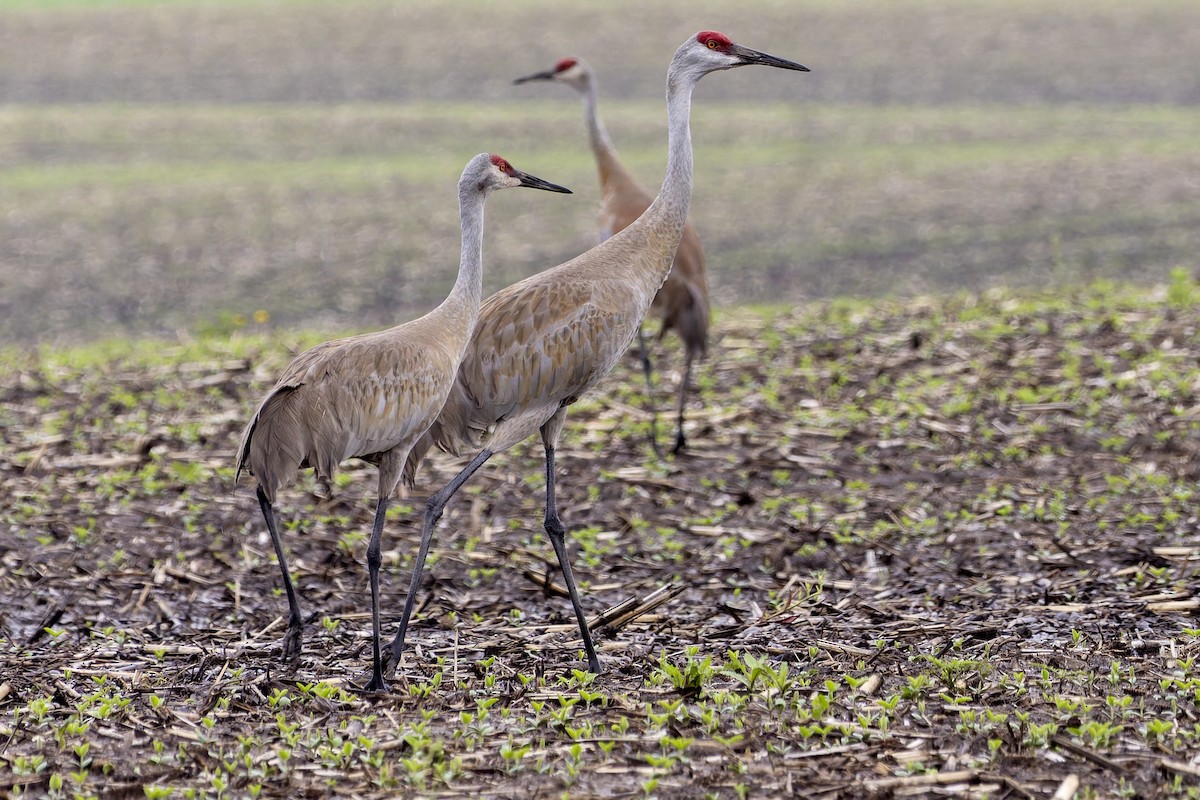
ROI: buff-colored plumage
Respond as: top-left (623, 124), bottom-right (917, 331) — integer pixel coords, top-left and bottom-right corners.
top-left (385, 33), bottom-right (808, 679)
top-left (238, 319), bottom-right (460, 504)
top-left (515, 56), bottom-right (710, 454)
top-left (233, 153), bottom-right (571, 692)
top-left (426, 210), bottom-right (681, 461)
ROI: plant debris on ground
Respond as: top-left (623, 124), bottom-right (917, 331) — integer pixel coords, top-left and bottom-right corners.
top-left (2, 282), bottom-right (1200, 798)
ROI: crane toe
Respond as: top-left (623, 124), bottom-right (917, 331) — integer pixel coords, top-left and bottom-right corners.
top-left (358, 675), bottom-right (390, 694)
top-left (281, 623), bottom-right (302, 667)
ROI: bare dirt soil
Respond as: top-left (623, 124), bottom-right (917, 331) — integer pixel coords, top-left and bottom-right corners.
top-left (2, 290), bottom-right (1199, 798)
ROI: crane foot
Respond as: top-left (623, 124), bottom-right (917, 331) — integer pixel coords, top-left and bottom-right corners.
top-left (280, 624), bottom-right (302, 668)
top-left (357, 674), bottom-right (391, 695)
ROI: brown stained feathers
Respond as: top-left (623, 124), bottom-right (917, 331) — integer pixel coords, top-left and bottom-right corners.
top-left (650, 224), bottom-right (708, 357)
top-left (415, 214), bottom-right (683, 471)
top-left (597, 151), bottom-right (710, 362)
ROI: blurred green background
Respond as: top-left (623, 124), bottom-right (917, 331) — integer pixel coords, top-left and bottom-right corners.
top-left (1, 0), bottom-right (1198, 344)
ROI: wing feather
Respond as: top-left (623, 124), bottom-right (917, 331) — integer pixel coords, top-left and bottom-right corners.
top-left (430, 277), bottom-right (636, 458)
top-left (239, 328), bottom-right (459, 495)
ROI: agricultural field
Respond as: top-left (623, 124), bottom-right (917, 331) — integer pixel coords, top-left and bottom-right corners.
top-left (4, 286), bottom-right (1200, 798)
top-left (2, 0), bottom-right (1200, 798)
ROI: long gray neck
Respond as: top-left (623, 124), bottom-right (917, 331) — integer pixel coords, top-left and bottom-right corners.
top-left (438, 181), bottom-right (486, 323)
top-left (644, 54), bottom-right (696, 235)
top-left (581, 79), bottom-right (619, 172)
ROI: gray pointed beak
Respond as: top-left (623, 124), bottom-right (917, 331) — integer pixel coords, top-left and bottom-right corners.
top-left (513, 69), bottom-right (557, 85)
top-left (517, 171), bottom-right (572, 193)
top-left (732, 44), bottom-right (810, 72)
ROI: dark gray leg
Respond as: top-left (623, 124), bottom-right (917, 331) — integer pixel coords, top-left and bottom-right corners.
top-left (257, 485), bottom-right (302, 666)
top-left (637, 327), bottom-right (664, 459)
top-left (385, 449), bottom-right (494, 678)
top-left (671, 350), bottom-right (695, 455)
top-left (362, 495), bottom-right (391, 693)
top-left (542, 444), bottom-right (602, 674)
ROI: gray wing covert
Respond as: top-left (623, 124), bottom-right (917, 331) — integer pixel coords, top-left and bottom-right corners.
top-left (462, 280), bottom-right (624, 423)
top-left (326, 336), bottom-right (457, 458)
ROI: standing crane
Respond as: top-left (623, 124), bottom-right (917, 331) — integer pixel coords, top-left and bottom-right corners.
top-left (387, 33), bottom-right (808, 678)
top-left (514, 56), bottom-right (709, 456)
top-left (235, 153), bottom-right (571, 693)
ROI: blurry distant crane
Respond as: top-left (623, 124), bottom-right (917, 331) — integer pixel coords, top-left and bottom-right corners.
top-left (389, 32), bottom-right (809, 677)
top-left (515, 55), bottom-right (710, 456)
top-left (235, 154), bottom-right (571, 692)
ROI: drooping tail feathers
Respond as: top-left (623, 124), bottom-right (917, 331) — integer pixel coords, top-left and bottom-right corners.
top-left (236, 386), bottom-right (338, 504)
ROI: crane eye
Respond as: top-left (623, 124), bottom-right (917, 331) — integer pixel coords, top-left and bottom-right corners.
top-left (706, 39), bottom-right (717, 49)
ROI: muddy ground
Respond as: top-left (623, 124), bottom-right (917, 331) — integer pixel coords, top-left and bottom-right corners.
top-left (2, 290), bottom-right (1199, 797)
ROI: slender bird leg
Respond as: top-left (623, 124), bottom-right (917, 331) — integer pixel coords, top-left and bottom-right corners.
top-left (541, 437), bottom-right (602, 674)
top-left (361, 495), bottom-right (391, 693)
top-left (256, 485), bottom-right (303, 667)
top-left (385, 449), bottom-right (494, 679)
top-left (671, 350), bottom-right (695, 456)
top-left (637, 326), bottom-right (665, 459)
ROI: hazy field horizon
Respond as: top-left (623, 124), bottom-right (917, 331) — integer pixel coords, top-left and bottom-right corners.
top-left (1, 0), bottom-right (1198, 345)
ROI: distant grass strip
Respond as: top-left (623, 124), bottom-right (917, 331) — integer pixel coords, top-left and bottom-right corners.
top-left (2, 101), bottom-right (1198, 191)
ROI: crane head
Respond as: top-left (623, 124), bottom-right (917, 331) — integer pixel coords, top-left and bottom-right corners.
top-left (513, 57), bottom-right (591, 92)
top-left (483, 154), bottom-right (573, 194)
top-left (682, 31), bottom-right (810, 75)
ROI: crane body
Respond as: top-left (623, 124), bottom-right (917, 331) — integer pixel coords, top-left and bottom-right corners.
top-left (235, 154), bottom-right (571, 692)
top-left (515, 56), bottom-right (710, 455)
top-left (387, 33), bottom-right (809, 679)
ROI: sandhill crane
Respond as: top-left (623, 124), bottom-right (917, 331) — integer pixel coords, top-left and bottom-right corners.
top-left (515, 56), bottom-right (710, 456)
top-left (387, 33), bottom-right (808, 677)
top-left (234, 153), bottom-right (571, 692)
